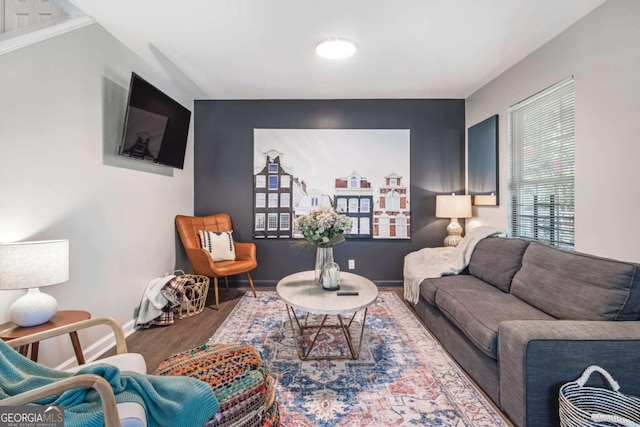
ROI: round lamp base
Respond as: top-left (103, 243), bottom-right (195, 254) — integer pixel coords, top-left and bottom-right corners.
top-left (443, 218), bottom-right (464, 247)
top-left (9, 288), bottom-right (58, 327)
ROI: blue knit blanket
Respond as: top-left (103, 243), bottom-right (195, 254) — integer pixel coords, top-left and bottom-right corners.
top-left (0, 340), bottom-right (219, 427)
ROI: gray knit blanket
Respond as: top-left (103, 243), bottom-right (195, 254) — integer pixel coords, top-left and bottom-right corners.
top-left (403, 226), bottom-right (504, 304)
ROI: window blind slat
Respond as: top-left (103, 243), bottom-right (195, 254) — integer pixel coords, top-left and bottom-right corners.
top-left (508, 77), bottom-right (575, 249)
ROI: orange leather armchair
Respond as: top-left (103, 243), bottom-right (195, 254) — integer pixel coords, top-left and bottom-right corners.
top-left (175, 213), bottom-right (257, 309)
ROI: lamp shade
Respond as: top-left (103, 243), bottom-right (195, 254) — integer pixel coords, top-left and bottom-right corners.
top-left (474, 194), bottom-right (497, 206)
top-left (435, 194), bottom-right (472, 219)
top-left (0, 240), bottom-right (68, 327)
top-left (0, 240), bottom-right (69, 290)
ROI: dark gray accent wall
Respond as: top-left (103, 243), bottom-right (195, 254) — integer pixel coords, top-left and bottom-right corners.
top-left (194, 99), bottom-right (465, 286)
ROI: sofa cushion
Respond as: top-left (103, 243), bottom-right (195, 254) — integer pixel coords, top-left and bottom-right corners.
top-left (468, 237), bottom-right (530, 292)
top-left (435, 288), bottom-right (554, 359)
top-left (420, 274), bottom-right (497, 306)
top-left (511, 242), bottom-right (640, 320)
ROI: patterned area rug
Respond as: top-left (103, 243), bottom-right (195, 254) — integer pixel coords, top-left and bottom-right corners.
top-left (209, 291), bottom-right (508, 427)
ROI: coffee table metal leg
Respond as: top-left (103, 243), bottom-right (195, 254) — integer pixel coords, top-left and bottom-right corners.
top-left (304, 315), bottom-right (328, 358)
top-left (354, 308), bottom-right (368, 358)
top-left (286, 305), bottom-right (303, 337)
top-left (337, 315), bottom-right (356, 358)
top-left (286, 304), bottom-right (310, 359)
top-left (286, 304), bottom-right (330, 360)
top-left (338, 308), bottom-right (368, 360)
top-left (285, 304), bottom-right (369, 361)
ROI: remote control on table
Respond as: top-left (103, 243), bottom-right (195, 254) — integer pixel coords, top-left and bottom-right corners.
top-left (337, 291), bottom-right (359, 296)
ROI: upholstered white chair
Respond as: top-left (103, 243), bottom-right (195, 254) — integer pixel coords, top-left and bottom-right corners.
top-left (1, 317), bottom-right (147, 427)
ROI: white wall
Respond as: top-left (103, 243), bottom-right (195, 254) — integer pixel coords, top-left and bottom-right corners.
top-left (0, 23), bottom-right (194, 366)
top-left (466, 0), bottom-right (640, 263)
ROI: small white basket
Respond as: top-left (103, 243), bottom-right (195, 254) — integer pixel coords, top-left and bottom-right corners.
top-left (559, 365), bottom-right (640, 427)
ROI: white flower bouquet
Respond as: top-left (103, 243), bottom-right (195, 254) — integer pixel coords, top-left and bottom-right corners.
top-left (296, 208), bottom-right (352, 247)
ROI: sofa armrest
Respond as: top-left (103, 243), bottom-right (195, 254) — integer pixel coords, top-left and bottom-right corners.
top-left (6, 317), bottom-right (128, 355)
top-left (498, 320), bottom-right (640, 427)
top-left (0, 373), bottom-right (121, 427)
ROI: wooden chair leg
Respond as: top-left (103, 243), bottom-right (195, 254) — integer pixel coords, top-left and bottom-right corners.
top-left (213, 277), bottom-right (219, 310)
top-left (246, 272), bottom-right (257, 298)
top-left (224, 276), bottom-right (229, 290)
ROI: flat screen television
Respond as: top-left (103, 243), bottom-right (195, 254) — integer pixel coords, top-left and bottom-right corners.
top-left (119, 72), bottom-right (191, 169)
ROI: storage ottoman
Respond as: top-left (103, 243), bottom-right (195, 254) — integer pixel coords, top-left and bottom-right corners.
top-left (153, 343), bottom-right (279, 426)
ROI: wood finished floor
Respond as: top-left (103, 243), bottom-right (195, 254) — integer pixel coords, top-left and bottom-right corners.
top-left (120, 286), bottom-right (404, 373)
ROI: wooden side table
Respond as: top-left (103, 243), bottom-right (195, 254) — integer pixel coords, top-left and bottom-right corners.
top-left (0, 310), bottom-right (91, 364)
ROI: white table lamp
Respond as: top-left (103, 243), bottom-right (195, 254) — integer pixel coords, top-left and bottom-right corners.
top-left (435, 194), bottom-right (472, 247)
top-left (0, 240), bottom-right (69, 327)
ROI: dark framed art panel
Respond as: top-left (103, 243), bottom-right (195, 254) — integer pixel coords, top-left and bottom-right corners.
top-left (468, 115), bottom-right (499, 205)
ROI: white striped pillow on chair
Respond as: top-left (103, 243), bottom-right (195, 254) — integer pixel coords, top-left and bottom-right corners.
top-left (198, 230), bottom-right (236, 262)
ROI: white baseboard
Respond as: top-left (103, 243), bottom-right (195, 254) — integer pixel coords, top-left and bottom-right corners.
top-left (55, 318), bottom-right (137, 371)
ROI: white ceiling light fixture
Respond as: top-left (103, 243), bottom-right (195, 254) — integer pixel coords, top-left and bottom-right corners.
top-left (315, 38), bottom-right (357, 60)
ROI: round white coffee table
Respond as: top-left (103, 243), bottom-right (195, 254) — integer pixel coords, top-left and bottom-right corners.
top-left (276, 270), bottom-right (378, 360)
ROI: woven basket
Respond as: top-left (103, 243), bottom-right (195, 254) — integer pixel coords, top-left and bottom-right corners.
top-left (173, 270), bottom-right (210, 319)
top-left (559, 365), bottom-right (640, 427)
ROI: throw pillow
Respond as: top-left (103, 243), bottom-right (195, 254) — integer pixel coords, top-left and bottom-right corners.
top-left (198, 230), bottom-right (236, 262)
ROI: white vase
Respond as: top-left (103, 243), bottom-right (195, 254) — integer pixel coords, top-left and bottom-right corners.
top-left (314, 246), bottom-right (334, 285)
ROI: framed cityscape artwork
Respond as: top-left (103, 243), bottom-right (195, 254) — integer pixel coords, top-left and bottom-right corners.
top-left (253, 129), bottom-right (410, 240)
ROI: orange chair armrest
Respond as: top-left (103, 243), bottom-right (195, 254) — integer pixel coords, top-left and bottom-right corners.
top-left (185, 248), bottom-right (216, 275)
top-left (234, 242), bottom-right (257, 261)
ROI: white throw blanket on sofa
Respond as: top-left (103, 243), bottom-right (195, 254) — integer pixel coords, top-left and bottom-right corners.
top-left (403, 226), bottom-right (504, 304)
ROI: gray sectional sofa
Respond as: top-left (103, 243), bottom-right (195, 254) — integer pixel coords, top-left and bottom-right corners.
top-left (411, 237), bottom-right (640, 427)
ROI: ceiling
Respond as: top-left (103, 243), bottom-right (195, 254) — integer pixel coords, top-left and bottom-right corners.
top-left (65, 0), bottom-right (606, 100)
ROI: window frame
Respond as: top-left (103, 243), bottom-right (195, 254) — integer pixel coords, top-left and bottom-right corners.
top-left (386, 190), bottom-right (400, 210)
top-left (280, 213), bottom-right (290, 230)
top-left (280, 193), bottom-right (291, 208)
top-left (359, 217), bottom-right (370, 234)
top-left (267, 213), bottom-right (278, 231)
top-left (268, 193), bottom-right (279, 208)
top-left (507, 77), bottom-right (575, 249)
top-left (255, 213), bottom-right (266, 231)
top-left (348, 198), bottom-right (359, 213)
top-left (268, 175), bottom-right (278, 190)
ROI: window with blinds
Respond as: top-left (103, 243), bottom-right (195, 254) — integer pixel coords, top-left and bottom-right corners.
top-left (507, 77), bottom-right (575, 249)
